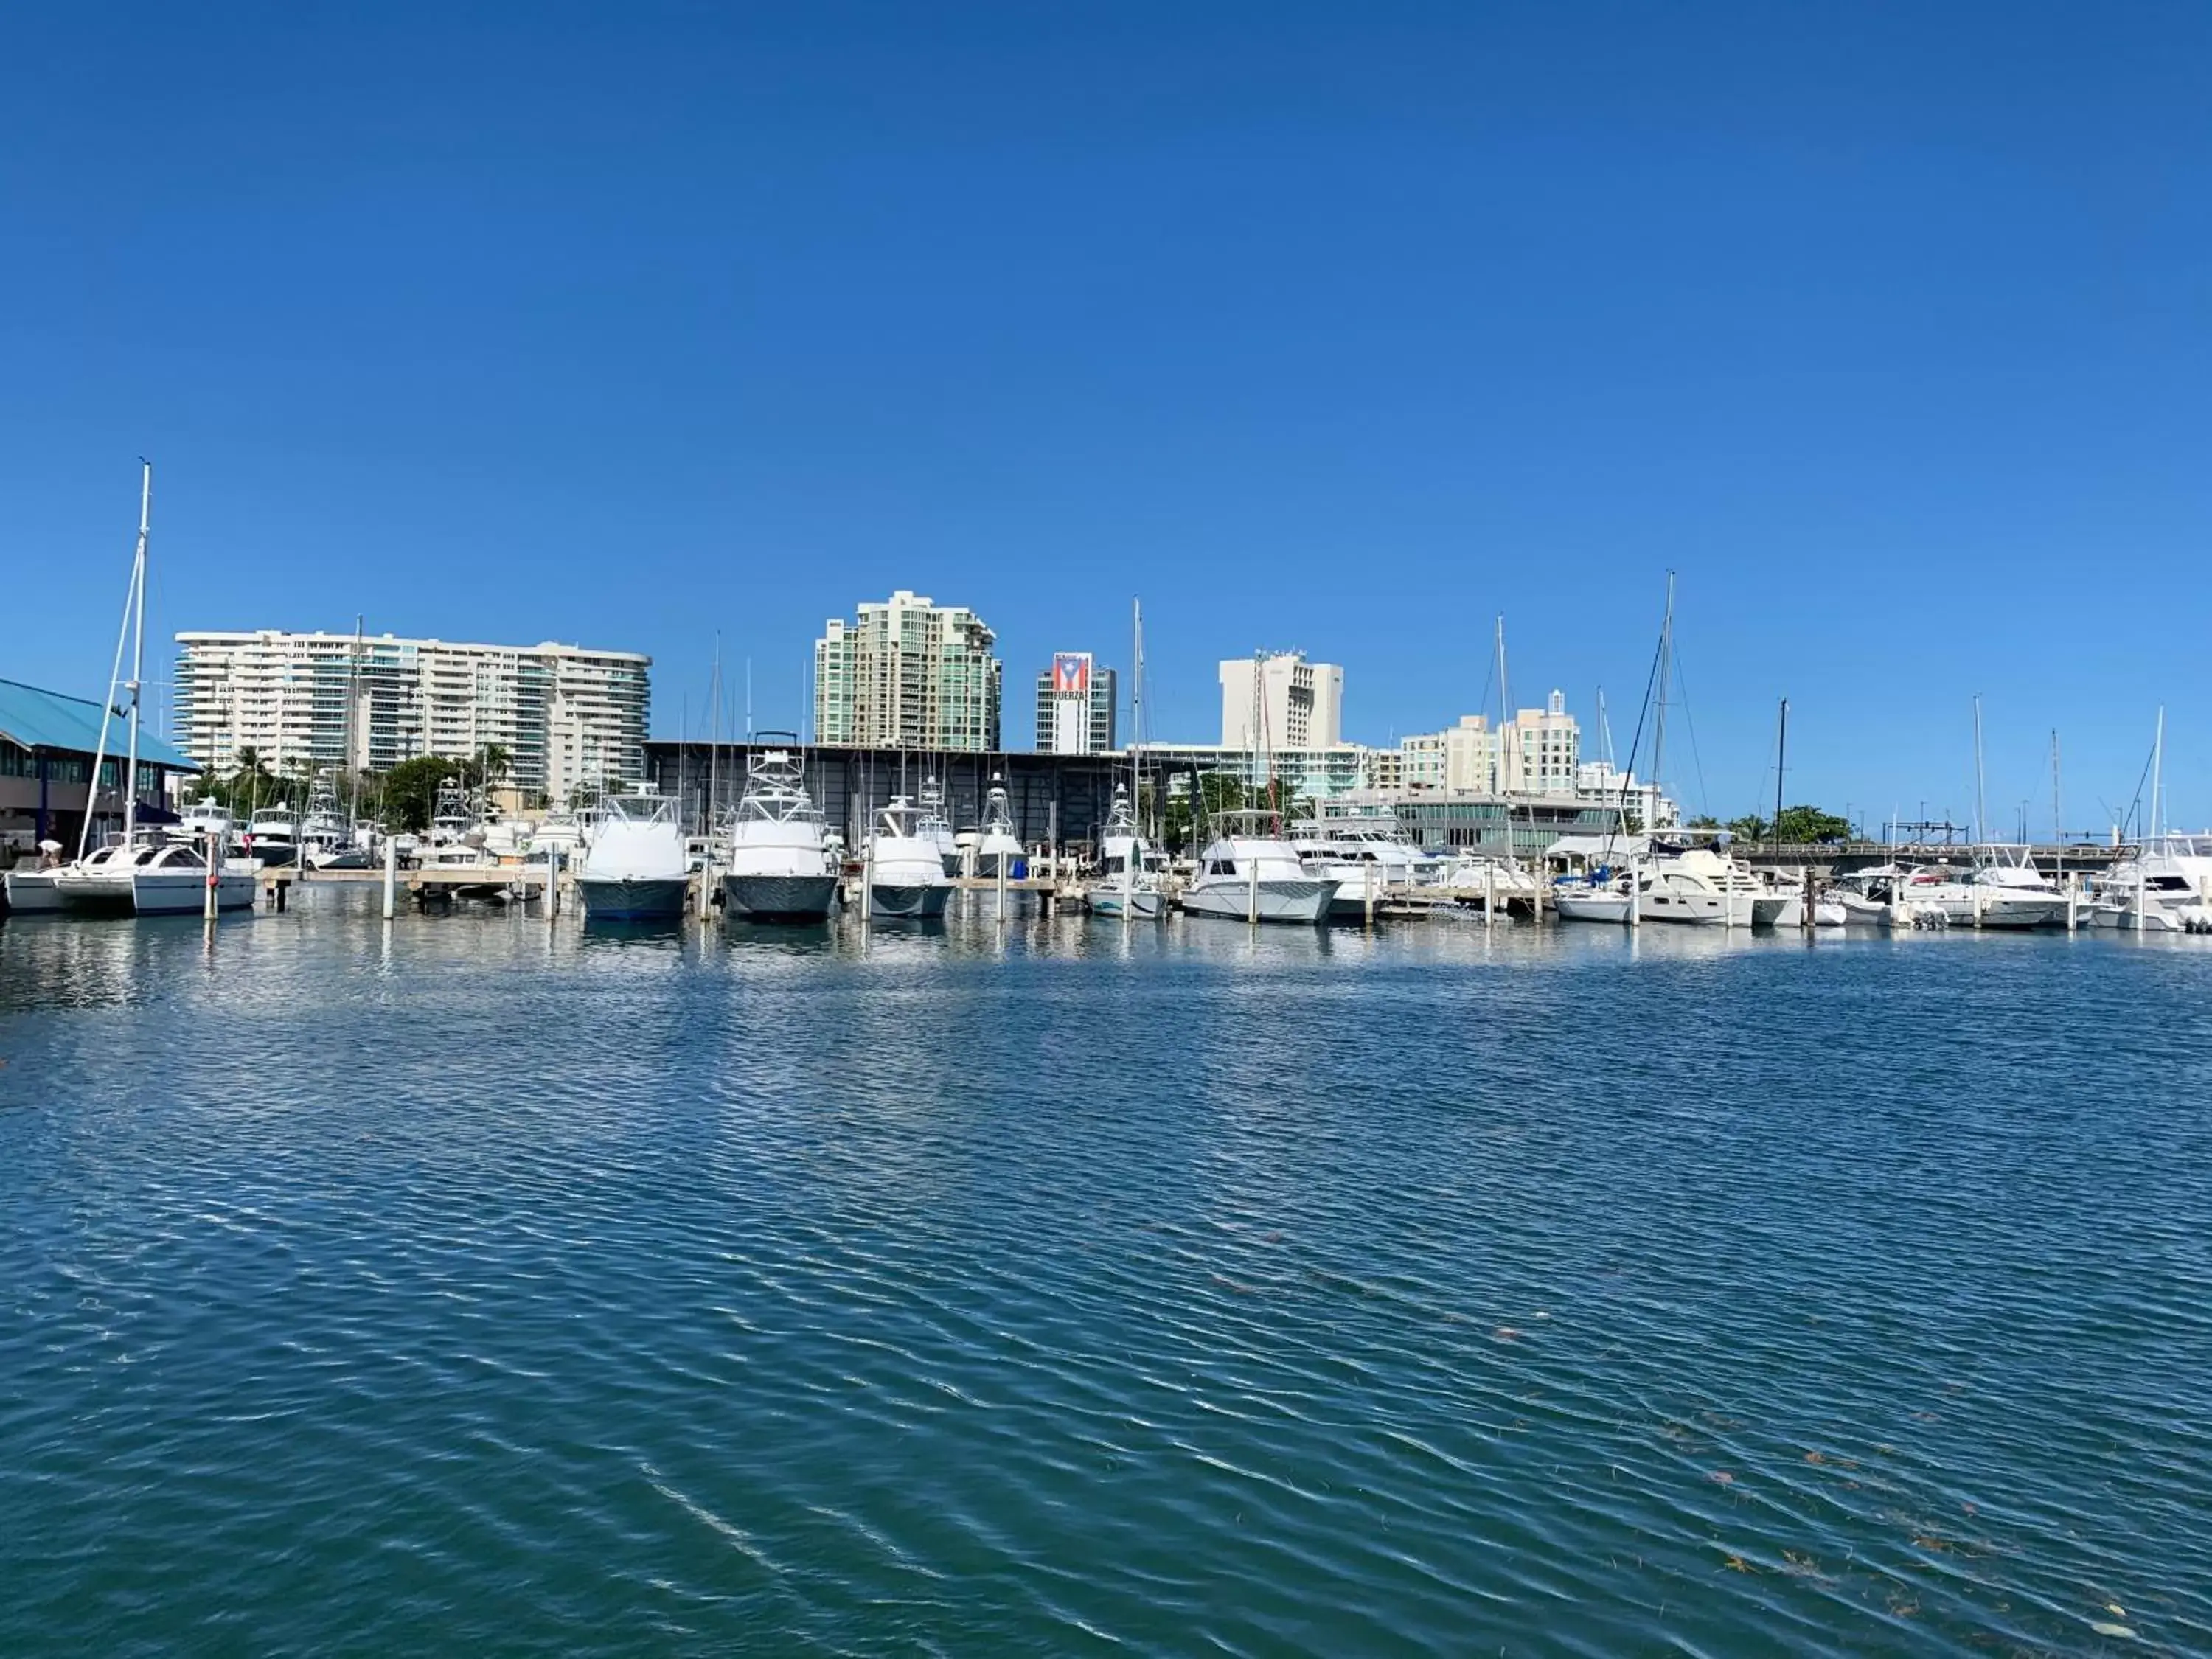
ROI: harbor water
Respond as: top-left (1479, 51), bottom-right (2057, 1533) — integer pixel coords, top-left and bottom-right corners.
top-left (3, 893), bottom-right (2208, 1655)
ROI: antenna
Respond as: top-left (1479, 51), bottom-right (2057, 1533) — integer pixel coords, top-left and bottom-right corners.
top-left (1972, 694), bottom-right (1986, 845)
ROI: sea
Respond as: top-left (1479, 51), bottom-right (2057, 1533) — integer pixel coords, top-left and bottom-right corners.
top-left (3, 891), bottom-right (2207, 1656)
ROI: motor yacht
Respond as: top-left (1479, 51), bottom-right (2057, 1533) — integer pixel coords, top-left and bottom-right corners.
top-left (720, 742), bottom-right (838, 922)
top-left (242, 805), bottom-right (299, 867)
top-left (866, 797), bottom-right (953, 919)
top-left (917, 779), bottom-right (961, 877)
top-left (1088, 782), bottom-right (1166, 919)
top-left (1636, 840), bottom-right (1761, 926)
top-left (176, 796), bottom-right (236, 852)
top-left (1180, 813), bottom-right (1331, 924)
top-left (1288, 813), bottom-right (1436, 919)
top-left (574, 787), bottom-right (691, 919)
top-left (2088, 833), bottom-right (2212, 932)
top-left (966, 775), bottom-right (1024, 877)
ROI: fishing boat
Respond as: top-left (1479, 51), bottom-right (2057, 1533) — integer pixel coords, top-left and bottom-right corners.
top-left (917, 779), bottom-right (961, 877)
top-left (865, 797), bottom-right (953, 919)
top-left (1088, 782), bottom-right (1166, 919)
top-left (177, 796), bottom-right (236, 852)
top-left (243, 804), bottom-right (299, 867)
top-left (1180, 812), bottom-right (1332, 924)
top-left (967, 775), bottom-right (1024, 877)
top-left (720, 740), bottom-right (838, 922)
top-left (299, 777), bottom-right (367, 870)
top-left (574, 787), bottom-right (691, 919)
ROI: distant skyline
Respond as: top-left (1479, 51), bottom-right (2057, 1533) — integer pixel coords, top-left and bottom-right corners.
top-left (4, 4), bottom-right (2208, 833)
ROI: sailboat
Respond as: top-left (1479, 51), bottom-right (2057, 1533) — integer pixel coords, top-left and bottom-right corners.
top-left (1088, 599), bottom-right (1166, 919)
top-left (1555, 577), bottom-right (1674, 925)
top-left (720, 738), bottom-right (839, 922)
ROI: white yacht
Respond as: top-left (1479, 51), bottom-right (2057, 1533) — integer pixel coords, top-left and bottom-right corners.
top-left (866, 796), bottom-right (953, 919)
top-left (1180, 814), bottom-right (1332, 924)
top-left (1438, 852), bottom-right (1541, 905)
top-left (1637, 841), bottom-right (1761, 926)
top-left (574, 787), bottom-right (691, 919)
top-left (7, 841), bottom-right (140, 915)
top-left (1088, 782), bottom-right (1166, 919)
top-left (299, 778), bottom-right (370, 870)
top-left (176, 796), bottom-right (236, 852)
top-left (1551, 870), bottom-right (1636, 924)
top-left (1961, 844), bottom-right (2067, 928)
top-left (243, 804), bottom-right (299, 867)
top-left (2088, 833), bottom-right (2212, 932)
top-left (966, 775), bottom-right (1025, 877)
top-left (720, 742), bottom-right (838, 922)
top-left (917, 779), bottom-right (961, 877)
top-left (1289, 813), bottom-right (1436, 919)
top-left (53, 839), bottom-right (256, 915)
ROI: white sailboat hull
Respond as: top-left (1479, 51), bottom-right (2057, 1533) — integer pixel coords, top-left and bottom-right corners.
top-left (4, 869), bottom-right (65, 913)
top-left (131, 870), bottom-right (258, 915)
top-left (1553, 889), bottom-right (1634, 924)
top-left (1638, 888), bottom-right (1757, 926)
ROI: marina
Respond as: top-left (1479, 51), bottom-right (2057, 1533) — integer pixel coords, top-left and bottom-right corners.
top-left (5, 891), bottom-right (2208, 1657)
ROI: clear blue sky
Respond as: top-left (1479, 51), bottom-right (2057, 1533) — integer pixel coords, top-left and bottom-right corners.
top-left (5, 2), bottom-right (2208, 834)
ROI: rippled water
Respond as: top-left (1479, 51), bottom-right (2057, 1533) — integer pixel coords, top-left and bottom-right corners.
top-left (4, 892), bottom-right (2209, 1655)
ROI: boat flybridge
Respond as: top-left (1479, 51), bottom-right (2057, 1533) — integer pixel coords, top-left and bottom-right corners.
top-left (1182, 810), bottom-right (1332, 925)
top-left (720, 740), bottom-right (838, 922)
top-left (2090, 832), bottom-right (2212, 932)
top-left (574, 786), bottom-right (691, 920)
top-left (1288, 811), bottom-right (1442, 919)
top-left (866, 796), bottom-right (953, 919)
top-left (243, 804), bottom-right (299, 867)
top-left (1088, 782), bottom-right (1166, 919)
top-left (917, 779), bottom-right (961, 877)
top-left (177, 796), bottom-right (235, 849)
top-left (967, 775), bottom-right (1024, 877)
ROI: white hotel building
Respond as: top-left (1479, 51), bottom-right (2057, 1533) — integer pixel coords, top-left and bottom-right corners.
top-left (173, 630), bottom-right (650, 804)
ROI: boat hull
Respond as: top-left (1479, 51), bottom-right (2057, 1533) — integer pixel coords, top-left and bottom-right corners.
top-left (1180, 879), bottom-right (1331, 924)
top-left (1554, 890), bottom-right (1633, 924)
top-left (3, 869), bottom-right (65, 914)
top-left (1639, 888), bottom-right (1757, 926)
top-left (576, 875), bottom-right (689, 920)
top-left (722, 872), bottom-right (838, 922)
top-left (1088, 886), bottom-right (1164, 919)
top-left (869, 882), bottom-right (951, 919)
top-left (54, 874), bottom-right (139, 915)
top-left (131, 872), bottom-right (258, 915)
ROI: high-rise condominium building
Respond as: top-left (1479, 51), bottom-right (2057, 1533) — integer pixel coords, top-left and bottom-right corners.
top-left (813, 591), bottom-right (1002, 751)
top-left (1033, 653), bottom-right (1117, 755)
top-left (1397, 691), bottom-right (1580, 794)
top-left (1217, 653), bottom-right (1343, 751)
top-left (173, 631), bottom-right (650, 803)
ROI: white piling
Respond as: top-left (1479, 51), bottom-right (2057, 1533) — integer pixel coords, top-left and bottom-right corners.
top-left (1484, 860), bottom-right (1496, 936)
top-left (204, 830), bottom-right (220, 921)
top-left (382, 832), bottom-right (397, 920)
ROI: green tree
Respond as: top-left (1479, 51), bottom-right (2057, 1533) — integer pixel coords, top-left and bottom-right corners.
top-left (380, 756), bottom-right (462, 833)
top-left (1161, 771), bottom-right (1251, 853)
top-left (1773, 804), bottom-right (1851, 843)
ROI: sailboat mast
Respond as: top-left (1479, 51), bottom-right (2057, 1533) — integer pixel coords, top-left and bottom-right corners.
top-left (1973, 694), bottom-right (1987, 844)
top-left (1130, 599), bottom-right (1144, 831)
top-left (2049, 730), bottom-right (2062, 845)
top-left (1651, 573), bottom-right (1674, 801)
top-left (120, 462), bottom-right (151, 843)
top-left (1773, 697), bottom-right (1788, 849)
top-left (345, 615), bottom-right (364, 833)
top-left (2151, 706), bottom-right (2166, 841)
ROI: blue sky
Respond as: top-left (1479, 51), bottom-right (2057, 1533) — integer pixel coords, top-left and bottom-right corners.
top-left (4, 2), bottom-right (2208, 833)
